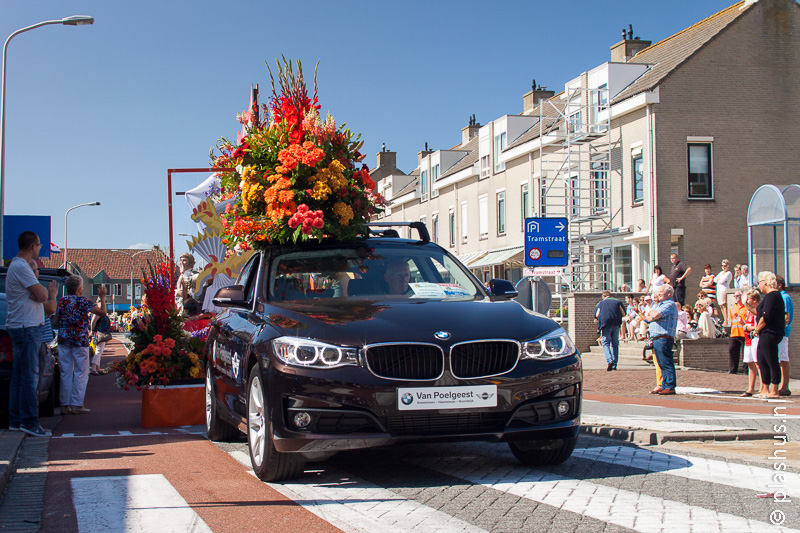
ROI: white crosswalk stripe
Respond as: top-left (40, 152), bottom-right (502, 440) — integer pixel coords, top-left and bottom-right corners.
top-left (409, 453), bottom-right (799, 533)
top-left (229, 450), bottom-right (487, 533)
top-left (574, 446), bottom-right (800, 498)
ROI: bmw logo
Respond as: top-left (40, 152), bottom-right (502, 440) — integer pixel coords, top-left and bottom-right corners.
top-left (434, 331), bottom-right (451, 340)
top-left (401, 393), bottom-right (414, 405)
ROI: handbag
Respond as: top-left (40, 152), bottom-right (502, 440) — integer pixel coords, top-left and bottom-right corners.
top-left (95, 332), bottom-right (112, 343)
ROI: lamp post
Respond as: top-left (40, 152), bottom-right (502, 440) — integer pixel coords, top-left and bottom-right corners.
top-left (111, 249), bottom-right (155, 310)
top-left (64, 201), bottom-right (100, 267)
top-left (0, 15), bottom-right (94, 262)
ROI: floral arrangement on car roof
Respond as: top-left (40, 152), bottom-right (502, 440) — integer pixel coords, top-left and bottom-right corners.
top-left (110, 262), bottom-right (205, 390)
top-left (210, 58), bottom-right (386, 248)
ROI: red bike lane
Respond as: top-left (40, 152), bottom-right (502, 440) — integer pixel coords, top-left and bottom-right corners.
top-left (39, 338), bottom-right (342, 533)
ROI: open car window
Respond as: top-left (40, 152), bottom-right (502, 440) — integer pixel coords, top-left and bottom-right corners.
top-left (269, 244), bottom-right (480, 302)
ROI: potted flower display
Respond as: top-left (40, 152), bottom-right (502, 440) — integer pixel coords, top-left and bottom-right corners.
top-left (110, 261), bottom-right (207, 427)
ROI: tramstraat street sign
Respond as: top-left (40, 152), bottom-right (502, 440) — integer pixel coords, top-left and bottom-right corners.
top-left (524, 217), bottom-right (568, 267)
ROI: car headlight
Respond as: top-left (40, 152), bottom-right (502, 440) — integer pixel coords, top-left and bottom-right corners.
top-left (272, 337), bottom-right (359, 369)
top-left (521, 328), bottom-right (576, 360)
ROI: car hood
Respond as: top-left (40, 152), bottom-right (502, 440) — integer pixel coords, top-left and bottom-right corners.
top-left (264, 298), bottom-right (561, 346)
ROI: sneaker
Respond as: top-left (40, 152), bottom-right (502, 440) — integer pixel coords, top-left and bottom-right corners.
top-left (8, 425), bottom-right (20, 431)
top-left (20, 425), bottom-right (51, 437)
top-left (69, 406), bottom-right (91, 414)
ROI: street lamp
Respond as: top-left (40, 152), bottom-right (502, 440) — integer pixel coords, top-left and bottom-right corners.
top-left (64, 201), bottom-right (100, 267)
top-left (112, 249), bottom-right (156, 310)
top-left (0, 15), bottom-right (94, 262)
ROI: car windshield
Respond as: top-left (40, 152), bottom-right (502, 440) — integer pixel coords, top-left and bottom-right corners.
top-left (269, 243), bottom-right (481, 302)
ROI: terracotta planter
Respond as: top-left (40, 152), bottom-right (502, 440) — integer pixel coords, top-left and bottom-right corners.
top-left (141, 380), bottom-right (205, 428)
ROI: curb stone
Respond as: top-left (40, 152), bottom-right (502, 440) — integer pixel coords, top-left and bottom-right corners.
top-left (580, 424), bottom-right (774, 445)
top-left (0, 430), bottom-right (25, 499)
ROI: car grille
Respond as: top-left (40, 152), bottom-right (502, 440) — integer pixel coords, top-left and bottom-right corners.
top-left (365, 344), bottom-right (444, 380)
top-left (450, 341), bottom-right (519, 378)
top-left (387, 412), bottom-right (507, 435)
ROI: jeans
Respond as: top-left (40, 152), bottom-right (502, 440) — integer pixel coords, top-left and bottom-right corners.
top-left (59, 344), bottom-right (90, 407)
top-left (653, 336), bottom-right (676, 390)
top-left (8, 326), bottom-right (42, 429)
top-left (600, 326), bottom-right (620, 366)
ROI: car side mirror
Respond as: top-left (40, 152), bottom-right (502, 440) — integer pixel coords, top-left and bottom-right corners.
top-left (489, 278), bottom-right (518, 300)
top-left (212, 285), bottom-right (246, 307)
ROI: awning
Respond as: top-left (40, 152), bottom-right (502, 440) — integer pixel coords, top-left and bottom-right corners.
top-left (456, 251), bottom-right (488, 266)
top-left (469, 245), bottom-right (525, 269)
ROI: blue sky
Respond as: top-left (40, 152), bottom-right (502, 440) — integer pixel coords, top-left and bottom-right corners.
top-left (2, 0), bottom-right (736, 258)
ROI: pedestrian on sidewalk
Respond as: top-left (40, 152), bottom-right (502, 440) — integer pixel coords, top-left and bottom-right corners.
top-left (641, 284), bottom-right (679, 395)
top-left (594, 291), bottom-right (626, 371)
top-left (728, 290), bottom-right (747, 374)
top-left (700, 264), bottom-right (717, 300)
top-left (57, 276), bottom-right (107, 415)
top-left (753, 271), bottom-right (784, 399)
top-left (646, 265), bottom-right (668, 295)
top-left (740, 288), bottom-right (761, 397)
top-left (776, 275), bottom-right (793, 396)
top-left (7, 232), bottom-right (57, 437)
top-left (715, 259), bottom-right (733, 320)
top-left (669, 253), bottom-right (691, 306)
top-left (90, 310), bottom-right (112, 375)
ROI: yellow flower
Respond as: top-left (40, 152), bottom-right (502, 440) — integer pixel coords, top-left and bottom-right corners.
top-left (333, 202), bottom-right (354, 226)
top-left (190, 366), bottom-right (200, 378)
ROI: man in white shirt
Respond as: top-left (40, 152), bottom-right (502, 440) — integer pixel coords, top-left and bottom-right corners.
top-left (7, 231), bottom-right (57, 437)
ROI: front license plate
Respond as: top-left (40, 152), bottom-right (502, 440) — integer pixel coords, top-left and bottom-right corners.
top-left (397, 385), bottom-right (498, 411)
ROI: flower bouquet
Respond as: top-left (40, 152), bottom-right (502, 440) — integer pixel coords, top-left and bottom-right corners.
top-left (210, 58), bottom-right (386, 249)
top-left (110, 262), bottom-right (205, 389)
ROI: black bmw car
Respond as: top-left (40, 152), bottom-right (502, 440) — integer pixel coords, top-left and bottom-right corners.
top-left (205, 224), bottom-right (582, 482)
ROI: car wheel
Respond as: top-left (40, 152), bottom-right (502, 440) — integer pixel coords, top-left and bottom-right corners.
top-left (246, 366), bottom-right (304, 482)
top-left (508, 436), bottom-right (577, 466)
top-left (205, 366), bottom-right (238, 442)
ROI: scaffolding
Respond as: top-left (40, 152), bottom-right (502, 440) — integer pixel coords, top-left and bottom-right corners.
top-left (538, 85), bottom-right (616, 292)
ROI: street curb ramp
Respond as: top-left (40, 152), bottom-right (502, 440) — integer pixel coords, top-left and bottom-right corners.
top-left (580, 424), bottom-right (774, 445)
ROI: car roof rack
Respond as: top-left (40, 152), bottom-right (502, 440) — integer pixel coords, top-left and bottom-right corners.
top-left (364, 222), bottom-right (430, 243)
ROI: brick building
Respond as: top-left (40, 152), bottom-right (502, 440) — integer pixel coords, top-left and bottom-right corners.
top-left (39, 248), bottom-right (168, 311)
top-left (374, 0), bottom-right (800, 294)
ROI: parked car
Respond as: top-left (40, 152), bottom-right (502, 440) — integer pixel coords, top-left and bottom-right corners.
top-left (205, 223), bottom-right (582, 482)
top-left (0, 267), bottom-right (69, 427)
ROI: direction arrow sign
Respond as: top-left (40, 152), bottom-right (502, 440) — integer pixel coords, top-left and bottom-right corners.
top-left (524, 217), bottom-right (568, 267)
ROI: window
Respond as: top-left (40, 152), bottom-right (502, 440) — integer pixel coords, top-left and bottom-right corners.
top-left (432, 214), bottom-right (439, 244)
top-left (688, 143), bottom-right (712, 199)
top-left (461, 202), bottom-right (468, 243)
top-left (431, 164), bottom-right (439, 183)
top-left (448, 210), bottom-right (455, 247)
top-left (480, 155), bottom-right (490, 179)
top-left (496, 191), bottom-right (506, 235)
top-left (92, 283), bottom-right (108, 296)
top-left (632, 154), bottom-right (644, 204)
top-left (540, 179), bottom-right (547, 216)
top-left (568, 110), bottom-right (582, 135)
top-left (614, 246), bottom-right (633, 291)
top-left (113, 283), bottom-right (123, 297)
top-left (592, 84), bottom-right (608, 133)
top-left (494, 132), bottom-right (507, 172)
top-left (127, 284), bottom-right (142, 300)
top-left (479, 195), bottom-right (489, 239)
top-left (570, 175), bottom-right (580, 216)
top-left (591, 160), bottom-right (608, 213)
top-left (420, 170), bottom-right (428, 201)
top-left (521, 183), bottom-right (529, 228)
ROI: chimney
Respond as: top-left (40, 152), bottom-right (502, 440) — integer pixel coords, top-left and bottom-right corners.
top-left (461, 114), bottom-right (481, 145)
top-left (376, 145), bottom-right (396, 170)
top-left (417, 143), bottom-right (432, 165)
top-left (523, 79), bottom-right (556, 113)
top-left (610, 24), bottom-right (651, 62)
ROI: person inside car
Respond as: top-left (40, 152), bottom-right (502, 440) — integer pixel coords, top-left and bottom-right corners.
top-left (382, 259), bottom-right (413, 296)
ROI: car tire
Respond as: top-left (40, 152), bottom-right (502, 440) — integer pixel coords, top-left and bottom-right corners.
top-left (508, 436), bottom-right (577, 466)
top-left (205, 366), bottom-right (238, 442)
top-left (246, 366), bottom-right (304, 482)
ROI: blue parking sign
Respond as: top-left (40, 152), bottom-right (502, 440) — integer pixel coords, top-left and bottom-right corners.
top-left (524, 217), bottom-right (568, 267)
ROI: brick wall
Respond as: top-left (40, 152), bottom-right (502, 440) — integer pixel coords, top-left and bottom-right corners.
top-left (678, 338), bottom-right (730, 372)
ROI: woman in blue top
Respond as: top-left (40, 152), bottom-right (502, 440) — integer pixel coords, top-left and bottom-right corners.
top-left (57, 275), bottom-right (106, 414)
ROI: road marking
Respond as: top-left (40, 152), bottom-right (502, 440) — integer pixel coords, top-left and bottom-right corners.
top-left (228, 450), bottom-right (486, 533)
top-left (71, 474), bottom-right (212, 532)
top-left (412, 455), bottom-right (796, 533)
top-left (581, 415), bottom-right (752, 433)
top-left (577, 445), bottom-right (800, 498)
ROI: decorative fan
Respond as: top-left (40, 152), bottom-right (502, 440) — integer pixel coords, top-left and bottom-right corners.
top-left (189, 232), bottom-right (227, 265)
